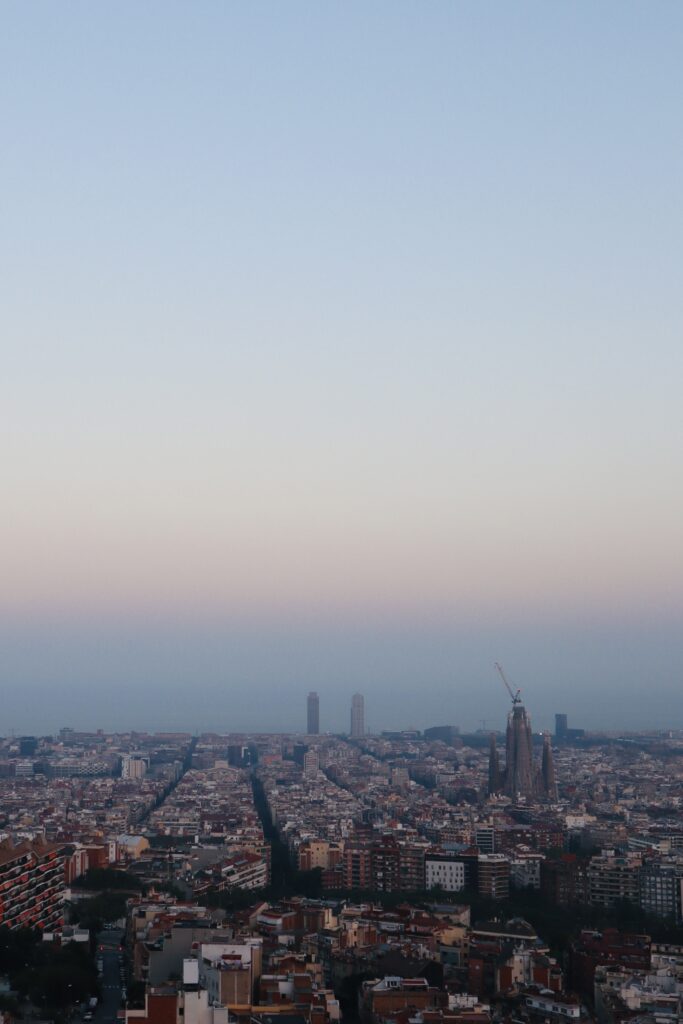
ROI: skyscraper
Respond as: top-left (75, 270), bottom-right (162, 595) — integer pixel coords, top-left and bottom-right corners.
top-left (350, 693), bottom-right (365, 738)
top-left (555, 713), bottom-right (568, 739)
top-left (307, 692), bottom-right (319, 735)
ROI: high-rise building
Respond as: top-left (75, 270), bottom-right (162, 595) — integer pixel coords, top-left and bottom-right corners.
top-left (121, 754), bottom-right (148, 780)
top-left (475, 824), bottom-right (496, 854)
top-left (540, 854), bottom-right (588, 906)
top-left (640, 861), bottom-right (683, 921)
top-left (303, 749), bottom-right (319, 778)
top-left (555, 712), bottom-right (585, 743)
top-left (343, 842), bottom-right (372, 889)
top-left (587, 851), bottom-right (642, 909)
top-left (307, 691), bottom-right (319, 735)
top-left (370, 837), bottom-right (401, 891)
top-left (478, 853), bottom-right (510, 900)
top-left (350, 693), bottom-right (365, 738)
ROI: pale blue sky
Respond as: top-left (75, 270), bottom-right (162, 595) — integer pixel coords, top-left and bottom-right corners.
top-left (1, 3), bottom-right (682, 733)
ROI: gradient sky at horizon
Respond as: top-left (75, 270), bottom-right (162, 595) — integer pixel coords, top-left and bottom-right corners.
top-left (2, 2), bottom-right (682, 734)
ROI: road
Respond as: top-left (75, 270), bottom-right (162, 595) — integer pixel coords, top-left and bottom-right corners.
top-left (94, 930), bottom-right (125, 1024)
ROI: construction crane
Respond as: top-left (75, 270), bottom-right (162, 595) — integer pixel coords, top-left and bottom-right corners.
top-left (495, 661), bottom-right (522, 706)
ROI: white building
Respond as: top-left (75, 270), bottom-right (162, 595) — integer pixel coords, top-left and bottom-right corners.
top-left (121, 755), bottom-right (148, 780)
top-left (303, 750), bottom-right (319, 778)
top-left (510, 851), bottom-right (544, 889)
top-left (220, 852), bottom-right (268, 891)
top-left (524, 989), bottom-right (580, 1020)
top-left (195, 939), bottom-right (262, 1006)
top-left (425, 854), bottom-right (465, 892)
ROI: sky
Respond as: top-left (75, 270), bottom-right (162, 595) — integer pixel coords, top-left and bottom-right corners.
top-left (1, 3), bottom-right (682, 735)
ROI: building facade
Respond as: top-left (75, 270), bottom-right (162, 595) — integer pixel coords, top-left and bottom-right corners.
top-left (587, 851), bottom-right (642, 908)
top-left (640, 860), bottom-right (683, 920)
top-left (478, 854), bottom-right (510, 900)
top-left (303, 749), bottom-right (320, 778)
top-left (307, 692), bottom-right (320, 735)
top-left (0, 839), bottom-right (65, 930)
top-left (350, 694), bottom-right (365, 739)
top-left (425, 854), bottom-right (466, 892)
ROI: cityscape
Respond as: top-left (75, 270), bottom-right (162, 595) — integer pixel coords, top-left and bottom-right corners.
top-left (3, 682), bottom-right (683, 1024)
top-left (3, 5), bottom-right (683, 1024)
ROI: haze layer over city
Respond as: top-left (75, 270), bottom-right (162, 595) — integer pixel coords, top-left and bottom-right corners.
top-left (2, 3), bottom-right (682, 734)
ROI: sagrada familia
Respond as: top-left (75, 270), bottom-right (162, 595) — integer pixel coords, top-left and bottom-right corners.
top-left (487, 701), bottom-right (557, 800)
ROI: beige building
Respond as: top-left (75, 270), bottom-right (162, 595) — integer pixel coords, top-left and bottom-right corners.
top-left (197, 940), bottom-right (263, 1008)
top-left (117, 834), bottom-right (150, 860)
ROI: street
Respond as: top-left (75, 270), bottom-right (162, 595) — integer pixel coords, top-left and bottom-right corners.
top-left (94, 930), bottom-right (125, 1024)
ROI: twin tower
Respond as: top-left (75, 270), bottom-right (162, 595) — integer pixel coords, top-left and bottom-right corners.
top-left (307, 691), bottom-right (365, 738)
top-left (487, 701), bottom-right (557, 800)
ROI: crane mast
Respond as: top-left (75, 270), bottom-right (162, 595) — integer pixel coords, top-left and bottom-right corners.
top-left (495, 661), bottom-right (522, 706)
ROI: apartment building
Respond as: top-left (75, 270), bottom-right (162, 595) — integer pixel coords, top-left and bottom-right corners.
top-left (197, 940), bottom-right (263, 1007)
top-left (0, 838), bottom-right (65, 930)
top-left (640, 860), bottom-right (683, 920)
top-left (425, 854), bottom-right (466, 893)
top-left (478, 854), bottom-right (510, 901)
top-left (587, 851), bottom-right (642, 908)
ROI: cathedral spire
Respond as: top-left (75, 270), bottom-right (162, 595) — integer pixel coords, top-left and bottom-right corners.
top-left (541, 731), bottom-right (558, 800)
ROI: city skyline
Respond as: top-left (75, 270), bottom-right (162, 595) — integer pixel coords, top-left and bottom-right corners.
top-left (2, 7), bottom-right (683, 1019)
top-left (0, 695), bottom-right (671, 741)
top-left (4, 709), bottom-right (683, 1019)
top-left (2, 4), bottom-right (682, 731)
top-left (2, 612), bottom-right (682, 734)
